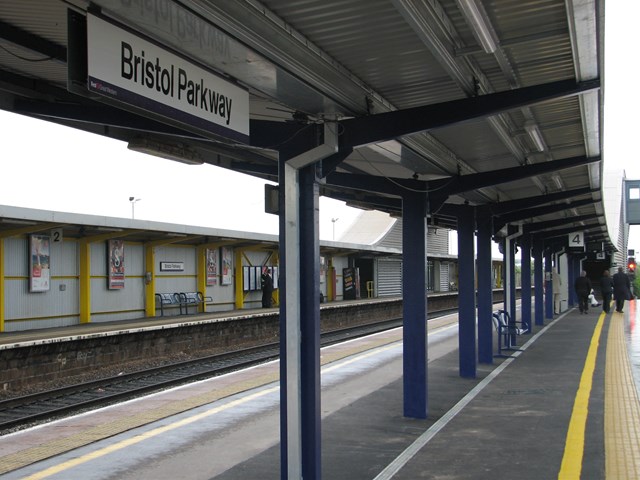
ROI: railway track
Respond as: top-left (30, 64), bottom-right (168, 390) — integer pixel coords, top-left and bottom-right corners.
top-left (0, 317), bottom-right (409, 434)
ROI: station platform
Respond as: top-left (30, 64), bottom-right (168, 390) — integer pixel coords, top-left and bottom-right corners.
top-left (0, 305), bottom-right (638, 479)
top-left (213, 305), bottom-right (640, 479)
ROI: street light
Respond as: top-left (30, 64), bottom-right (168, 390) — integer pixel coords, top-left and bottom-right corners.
top-left (331, 217), bottom-right (339, 241)
top-left (129, 196), bottom-right (141, 219)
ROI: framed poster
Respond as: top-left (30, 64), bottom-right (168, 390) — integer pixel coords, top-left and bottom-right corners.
top-left (108, 239), bottom-right (125, 289)
top-left (242, 266), bottom-right (250, 291)
top-left (249, 266), bottom-right (257, 291)
top-left (206, 248), bottom-right (219, 286)
top-left (30, 235), bottom-right (51, 292)
top-left (221, 247), bottom-right (233, 285)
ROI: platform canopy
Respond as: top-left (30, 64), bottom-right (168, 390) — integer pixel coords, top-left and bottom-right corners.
top-left (0, 0), bottom-right (608, 248)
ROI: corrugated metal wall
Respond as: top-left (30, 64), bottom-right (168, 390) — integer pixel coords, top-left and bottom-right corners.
top-left (375, 219), bottom-right (450, 256)
top-left (91, 242), bottom-right (145, 323)
top-left (5, 237), bottom-right (79, 332)
top-left (427, 228), bottom-right (449, 255)
top-left (375, 257), bottom-right (402, 297)
top-left (440, 263), bottom-right (451, 291)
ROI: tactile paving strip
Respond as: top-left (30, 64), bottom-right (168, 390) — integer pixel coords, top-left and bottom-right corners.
top-left (605, 312), bottom-right (640, 479)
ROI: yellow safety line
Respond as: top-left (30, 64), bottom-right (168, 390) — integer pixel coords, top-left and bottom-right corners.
top-left (604, 311), bottom-right (640, 479)
top-left (558, 311), bottom-right (605, 479)
top-left (0, 325), bottom-right (414, 476)
top-left (22, 386), bottom-right (280, 480)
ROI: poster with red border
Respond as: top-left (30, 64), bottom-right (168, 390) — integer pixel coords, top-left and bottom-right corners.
top-left (206, 247), bottom-right (219, 286)
top-left (29, 235), bottom-right (51, 292)
top-left (108, 239), bottom-right (125, 289)
top-left (221, 247), bottom-right (233, 285)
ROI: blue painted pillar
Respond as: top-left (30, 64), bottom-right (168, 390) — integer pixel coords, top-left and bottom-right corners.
top-left (402, 191), bottom-right (428, 418)
top-left (278, 160), bottom-right (321, 479)
top-left (567, 255), bottom-right (576, 307)
top-left (457, 207), bottom-right (476, 378)
top-left (545, 246), bottom-right (554, 319)
top-left (509, 237), bottom-right (517, 321)
top-left (502, 239), bottom-right (508, 310)
top-left (520, 234), bottom-right (532, 332)
top-left (533, 236), bottom-right (544, 326)
top-left (476, 208), bottom-right (493, 364)
top-left (299, 165), bottom-right (321, 479)
top-left (572, 255), bottom-right (582, 307)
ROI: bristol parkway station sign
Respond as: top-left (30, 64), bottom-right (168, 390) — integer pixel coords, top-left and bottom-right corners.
top-left (84, 13), bottom-right (249, 144)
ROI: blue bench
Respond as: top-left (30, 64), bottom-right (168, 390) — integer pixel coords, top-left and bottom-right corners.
top-left (155, 293), bottom-right (184, 316)
top-left (179, 292), bottom-right (213, 314)
top-left (492, 309), bottom-right (528, 358)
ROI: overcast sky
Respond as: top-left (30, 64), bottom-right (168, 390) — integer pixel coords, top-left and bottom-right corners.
top-left (0, 3), bottom-right (636, 248)
top-left (0, 109), bottom-right (362, 240)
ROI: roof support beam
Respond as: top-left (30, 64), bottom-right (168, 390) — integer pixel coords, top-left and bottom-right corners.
top-left (495, 198), bottom-right (595, 228)
top-left (0, 20), bottom-right (66, 62)
top-left (337, 79), bottom-right (599, 148)
top-left (523, 214), bottom-right (601, 233)
top-left (325, 172), bottom-right (425, 197)
top-left (428, 155), bottom-right (600, 197)
top-left (537, 223), bottom-right (603, 242)
top-left (487, 187), bottom-right (597, 215)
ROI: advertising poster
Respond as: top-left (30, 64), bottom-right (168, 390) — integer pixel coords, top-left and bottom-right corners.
top-left (108, 239), bottom-right (125, 289)
top-left (221, 247), bottom-right (233, 285)
top-left (343, 267), bottom-right (355, 300)
top-left (30, 235), bottom-right (51, 292)
top-left (206, 248), bottom-right (219, 286)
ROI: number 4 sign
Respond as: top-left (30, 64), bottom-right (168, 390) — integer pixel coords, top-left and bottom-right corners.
top-left (569, 231), bottom-right (584, 248)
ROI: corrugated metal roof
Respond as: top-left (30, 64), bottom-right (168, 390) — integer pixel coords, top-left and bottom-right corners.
top-left (0, 0), bottom-right (609, 248)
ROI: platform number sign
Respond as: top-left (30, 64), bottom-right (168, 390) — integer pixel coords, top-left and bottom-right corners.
top-left (51, 228), bottom-right (63, 243)
top-left (569, 231), bottom-right (585, 251)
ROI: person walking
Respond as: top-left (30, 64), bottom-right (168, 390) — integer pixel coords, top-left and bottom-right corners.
top-left (574, 270), bottom-right (592, 314)
top-left (600, 270), bottom-right (613, 313)
top-left (612, 266), bottom-right (632, 313)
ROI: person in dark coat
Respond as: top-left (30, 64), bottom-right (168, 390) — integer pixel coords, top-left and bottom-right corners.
top-left (600, 270), bottom-right (613, 314)
top-left (574, 270), bottom-right (592, 314)
top-left (612, 266), bottom-right (632, 313)
top-left (261, 268), bottom-right (274, 308)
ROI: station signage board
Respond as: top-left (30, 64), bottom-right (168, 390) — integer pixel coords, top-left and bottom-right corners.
top-left (160, 262), bottom-right (184, 272)
top-left (86, 13), bottom-right (249, 144)
top-left (568, 231), bottom-right (585, 251)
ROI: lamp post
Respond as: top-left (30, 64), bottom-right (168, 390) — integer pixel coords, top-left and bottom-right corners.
top-left (331, 217), bottom-right (339, 241)
top-left (129, 196), bottom-right (141, 219)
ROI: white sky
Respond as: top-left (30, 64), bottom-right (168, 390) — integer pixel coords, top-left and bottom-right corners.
top-left (0, 3), bottom-right (636, 248)
top-left (0, 109), bottom-right (361, 240)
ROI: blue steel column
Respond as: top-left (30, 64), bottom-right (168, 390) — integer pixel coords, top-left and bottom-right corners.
top-left (298, 165), bottom-right (321, 480)
top-left (457, 207), bottom-right (476, 378)
top-left (520, 234), bottom-right (532, 332)
top-left (545, 246), bottom-right (554, 319)
top-left (476, 209), bottom-right (493, 364)
top-left (567, 255), bottom-right (576, 307)
top-left (278, 159), bottom-right (321, 479)
top-left (509, 237), bottom-right (517, 321)
top-left (278, 160), bottom-right (292, 480)
top-left (533, 236), bottom-right (544, 326)
top-left (402, 191), bottom-right (428, 418)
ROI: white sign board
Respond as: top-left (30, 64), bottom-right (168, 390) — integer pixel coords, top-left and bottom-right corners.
top-left (160, 262), bottom-right (184, 272)
top-left (87, 14), bottom-right (249, 144)
top-left (568, 231), bottom-right (584, 249)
